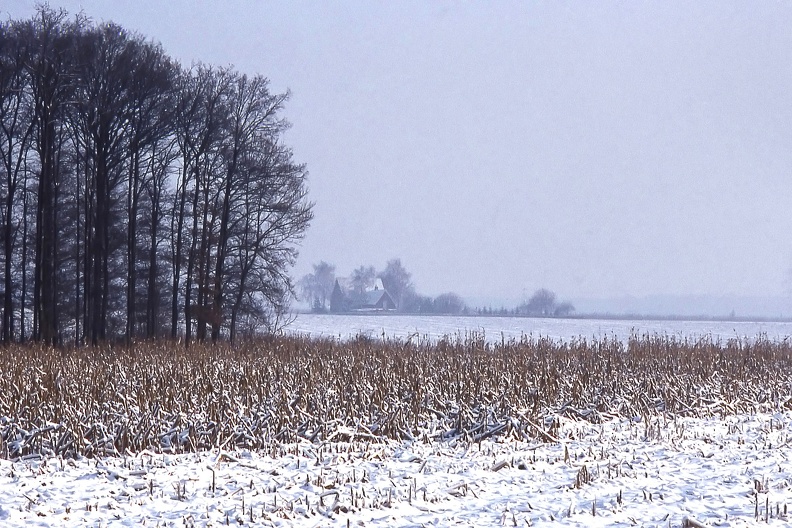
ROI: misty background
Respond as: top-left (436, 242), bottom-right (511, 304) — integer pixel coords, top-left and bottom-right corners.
top-left (6, 1), bottom-right (792, 317)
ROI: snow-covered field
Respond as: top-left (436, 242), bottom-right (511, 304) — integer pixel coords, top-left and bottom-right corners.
top-left (288, 313), bottom-right (792, 343)
top-left (3, 317), bottom-right (791, 527)
top-left (1, 412), bottom-right (790, 527)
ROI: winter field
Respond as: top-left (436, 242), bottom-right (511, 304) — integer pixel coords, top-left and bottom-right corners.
top-left (288, 312), bottom-right (792, 344)
top-left (1, 322), bottom-right (792, 526)
top-left (2, 412), bottom-right (792, 527)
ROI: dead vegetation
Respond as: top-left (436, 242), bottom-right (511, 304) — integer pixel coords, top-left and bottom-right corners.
top-left (0, 333), bottom-right (791, 459)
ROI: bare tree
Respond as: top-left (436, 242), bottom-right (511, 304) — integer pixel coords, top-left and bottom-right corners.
top-left (515, 288), bottom-right (573, 317)
top-left (433, 292), bottom-right (466, 314)
top-left (0, 9), bottom-right (312, 344)
top-left (298, 260), bottom-right (335, 312)
top-left (172, 66), bottom-right (231, 344)
top-left (553, 301), bottom-right (575, 317)
top-left (210, 73), bottom-right (291, 341)
top-left (22, 7), bottom-right (81, 345)
top-left (0, 22), bottom-right (35, 342)
top-left (225, 137), bottom-right (312, 342)
top-left (349, 265), bottom-right (376, 303)
top-left (379, 258), bottom-right (414, 311)
top-left (519, 288), bottom-right (556, 316)
top-left (123, 35), bottom-right (177, 341)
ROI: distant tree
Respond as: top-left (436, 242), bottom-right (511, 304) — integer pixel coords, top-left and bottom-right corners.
top-left (401, 292), bottom-right (432, 313)
top-left (298, 261), bottom-right (335, 312)
top-left (517, 288), bottom-right (557, 316)
top-left (515, 288), bottom-right (575, 317)
top-left (530, 288), bottom-right (557, 315)
top-left (432, 292), bottom-right (466, 314)
top-left (379, 258), bottom-right (413, 311)
top-left (554, 301), bottom-right (575, 317)
top-left (349, 264), bottom-right (376, 301)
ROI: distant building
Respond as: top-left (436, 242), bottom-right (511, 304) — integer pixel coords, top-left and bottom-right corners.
top-left (330, 278), bottom-right (396, 312)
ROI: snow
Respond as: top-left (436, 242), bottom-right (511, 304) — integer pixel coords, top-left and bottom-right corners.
top-left (1, 412), bottom-right (790, 526)
top-left (3, 315), bottom-right (791, 526)
top-left (288, 313), bottom-right (792, 343)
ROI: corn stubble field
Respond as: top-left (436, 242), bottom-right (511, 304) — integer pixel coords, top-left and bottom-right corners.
top-left (2, 335), bottom-right (792, 526)
top-left (1, 334), bottom-right (790, 460)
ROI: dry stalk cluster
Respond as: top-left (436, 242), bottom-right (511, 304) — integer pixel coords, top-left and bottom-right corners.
top-left (1, 333), bottom-right (791, 459)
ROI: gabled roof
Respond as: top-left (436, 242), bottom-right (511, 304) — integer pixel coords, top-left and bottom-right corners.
top-left (362, 289), bottom-right (388, 306)
top-left (331, 276), bottom-right (396, 311)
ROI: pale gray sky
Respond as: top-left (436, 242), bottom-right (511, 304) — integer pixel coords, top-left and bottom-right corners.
top-left (6, 1), bottom-right (792, 307)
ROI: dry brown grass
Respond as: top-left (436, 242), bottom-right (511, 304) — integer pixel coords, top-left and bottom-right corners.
top-left (0, 333), bottom-right (790, 459)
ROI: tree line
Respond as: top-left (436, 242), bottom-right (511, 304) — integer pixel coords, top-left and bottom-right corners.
top-left (0, 7), bottom-right (312, 345)
top-left (477, 288), bottom-right (575, 317)
top-left (299, 259), bottom-right (468, 314)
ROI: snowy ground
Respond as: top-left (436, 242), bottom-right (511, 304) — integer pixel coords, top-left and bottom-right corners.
top-left (1, 412), bottom-right (791, 527)
top-left (288, 313), bottom-right (792, 344)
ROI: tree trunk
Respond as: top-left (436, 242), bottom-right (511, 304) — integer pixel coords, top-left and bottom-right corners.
top-left (126, 147), bottom-right (140, 341)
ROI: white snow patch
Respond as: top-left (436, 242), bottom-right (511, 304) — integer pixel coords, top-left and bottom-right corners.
top-left (1, 412), bottom-right (790, 526)
top-left (288, 313), bottom-right (792, 344)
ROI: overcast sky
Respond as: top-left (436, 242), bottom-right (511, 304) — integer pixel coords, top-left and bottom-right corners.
top-left (6, 1), bottom-right (792, 306)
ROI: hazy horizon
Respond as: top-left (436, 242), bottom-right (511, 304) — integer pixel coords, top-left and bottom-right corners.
top-left (6, 1), bottom-right (792, 307)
